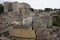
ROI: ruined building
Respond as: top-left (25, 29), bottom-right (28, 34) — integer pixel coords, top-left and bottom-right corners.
top-left (4, 2), bottom-right (34, 27)
top-left (3, 2), bottom-right (52, 28)
top-left (0, 1), bottom-right (55, 40)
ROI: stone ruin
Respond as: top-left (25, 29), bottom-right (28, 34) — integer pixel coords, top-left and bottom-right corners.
top-left (0, 2), bottom-right (59, 40)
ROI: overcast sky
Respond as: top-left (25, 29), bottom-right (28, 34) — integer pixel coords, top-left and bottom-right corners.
top-left (0, 0), bottom-right (60, 9)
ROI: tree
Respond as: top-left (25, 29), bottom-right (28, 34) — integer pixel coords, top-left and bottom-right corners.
top-left (56, 11), bottom-right (60, 15)
top-left (53, 16), bottom-right (60, 26)
top-left (44, 8), bottom-right (53, 12)
top-left (38, 9), bottom-right (44, 12)
top-left (54, 9), bottom-right (60, 11)
top-left (0, 4), bottom-right (4, 14)
top-left (30, 8), bottom-right (34, 12)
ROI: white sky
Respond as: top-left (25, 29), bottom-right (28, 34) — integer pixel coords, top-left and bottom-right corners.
top-left (0, 0), bottom-right (60, 9)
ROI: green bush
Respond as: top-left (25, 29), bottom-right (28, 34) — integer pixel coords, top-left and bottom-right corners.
top-left (53, 16), bottom-right (60, 26)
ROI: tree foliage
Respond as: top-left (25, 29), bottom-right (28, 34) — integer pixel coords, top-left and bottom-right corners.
top-left (30, 8), bottom-right (34, 12)
top-left (44, 8), bottom-right (53, 12)
top-left (54, 9), bottom-right (60, 11)
top-left (0, 4), bottom-right (4, 14)
top-left (53, 16), bottom-right (60, 26)
top-left (38, 9), bottom-right (44, 12)
top-left (56, 11), bottom-right (60, 15)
